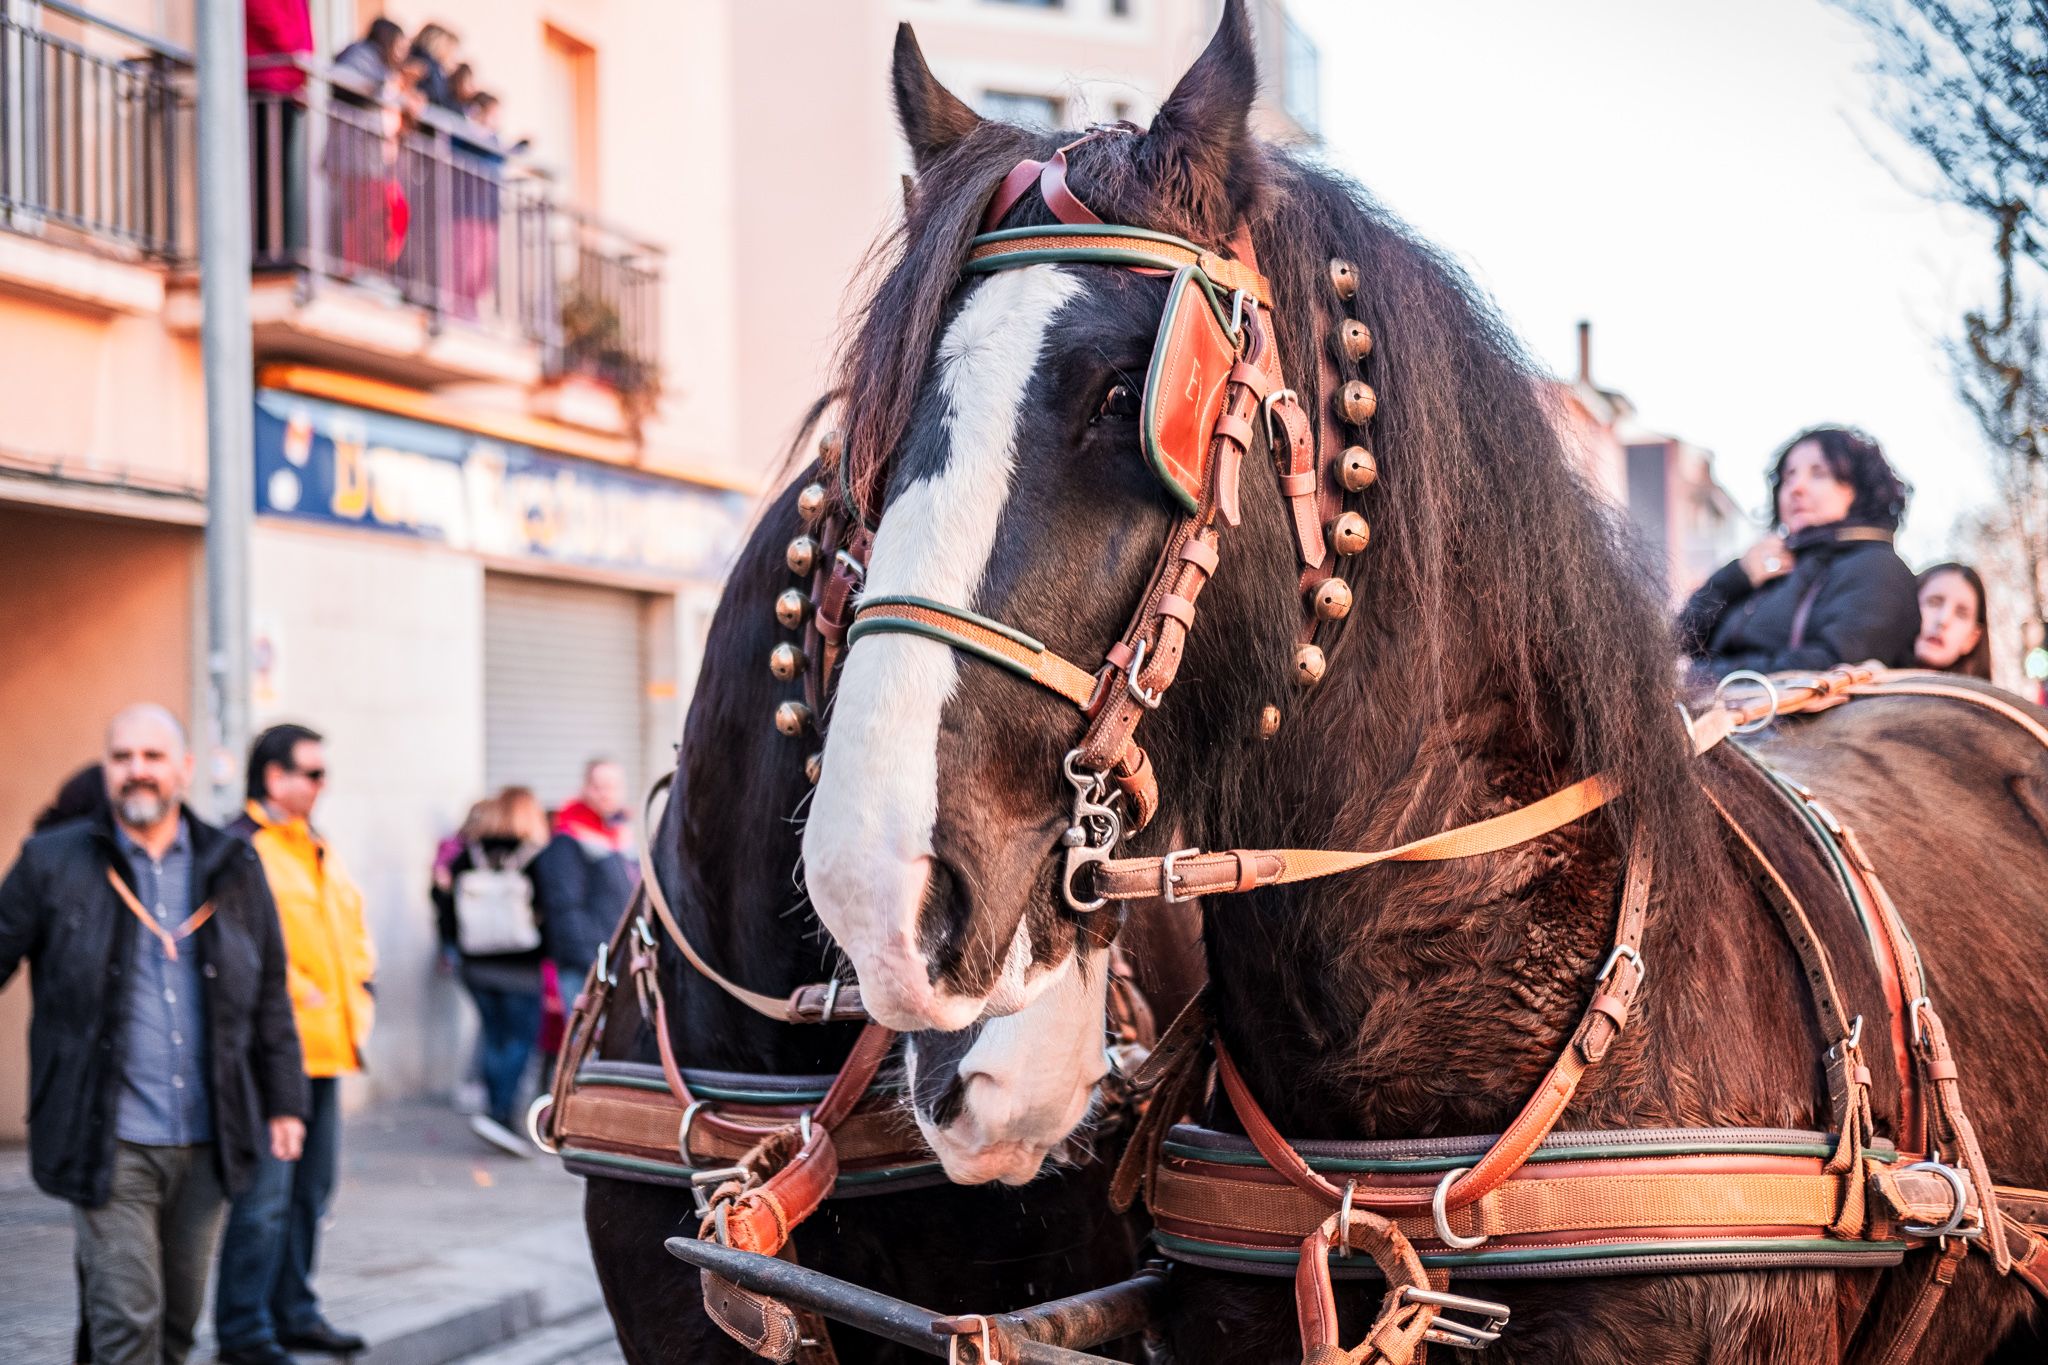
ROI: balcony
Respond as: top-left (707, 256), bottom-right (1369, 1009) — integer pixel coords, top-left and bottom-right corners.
top-left (0, 4), bottom-right (188, 313)
top-left (243, 62), bottom-right (663, 409)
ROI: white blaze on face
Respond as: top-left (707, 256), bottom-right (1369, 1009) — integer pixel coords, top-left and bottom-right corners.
top-left (804, 265), bottom-right (1082, 1032)
top-left (913, 948), bottom-right (1112, 1186)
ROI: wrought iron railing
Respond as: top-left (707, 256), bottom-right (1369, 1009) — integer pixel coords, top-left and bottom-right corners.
top-left (0, 5), bottom-right (190, 258)
top-left (250, 61), bottom-right (664, 393)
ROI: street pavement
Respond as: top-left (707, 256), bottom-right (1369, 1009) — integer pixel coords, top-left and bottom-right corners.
top-left (0, 1100), bottom-right (628, 1364)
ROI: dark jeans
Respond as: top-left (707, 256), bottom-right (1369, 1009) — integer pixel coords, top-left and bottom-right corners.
top-left (469, 982), bottom-right (541, 1128)
top-left (215, 1076), bottom-right (340, 1350)
top-left (74, 1141), bottom-right (225, 1365)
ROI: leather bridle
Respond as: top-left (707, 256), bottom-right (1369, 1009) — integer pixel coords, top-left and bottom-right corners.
top-left (845, 132), bottom-right (1363, 942)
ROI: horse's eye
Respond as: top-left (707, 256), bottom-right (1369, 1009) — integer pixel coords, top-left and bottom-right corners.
top-left (1094, 382), bottom-right (1140, 424)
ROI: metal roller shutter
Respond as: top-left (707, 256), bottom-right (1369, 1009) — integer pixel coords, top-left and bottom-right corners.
top-left (484, 572), bottom-right (646, 810)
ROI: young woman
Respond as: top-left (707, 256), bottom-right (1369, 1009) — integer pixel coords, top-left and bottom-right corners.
top-left (432, 787), bottom-right (549, 1156)
top-left (1678, 425), bottom-right (1919, 680)
top-left (1915, 561), bottom-right (1993, 678)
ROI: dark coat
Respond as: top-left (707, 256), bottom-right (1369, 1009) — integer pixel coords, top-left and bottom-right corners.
top-left (532, 831), bottom-right (634, 973)
top-left (1678, 523), bottom-right (1920, 680)
top-left (0, 808), bottom-right (307, 1206)
top-left (432, 836), bottom-right (545, 993)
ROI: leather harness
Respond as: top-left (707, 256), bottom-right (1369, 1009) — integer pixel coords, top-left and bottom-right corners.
top-left (1102, 668), bottom-right (2048, 1363)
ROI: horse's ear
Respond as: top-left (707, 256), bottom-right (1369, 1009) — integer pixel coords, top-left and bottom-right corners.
top-left (1145, 0), bottom-right (1259, 217)
top-left (892, 24), bottom-right (981, 172)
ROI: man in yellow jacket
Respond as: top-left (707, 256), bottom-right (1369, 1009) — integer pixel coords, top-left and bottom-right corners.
top-left (215, 724), bottom-right (374, 1364)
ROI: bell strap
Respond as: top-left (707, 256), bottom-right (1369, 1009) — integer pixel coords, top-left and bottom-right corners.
top-left (105, 867), bottom-right (212, 963)
top-left (848, 596), bottom-right (1102, 711)
top-left (636, 773), bottom-right (869, 1025)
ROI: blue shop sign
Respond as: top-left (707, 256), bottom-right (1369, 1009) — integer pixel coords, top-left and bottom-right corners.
top-left (254, 389), bottom-right (749, 579)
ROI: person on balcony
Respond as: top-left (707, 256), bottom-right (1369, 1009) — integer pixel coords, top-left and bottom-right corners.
top-left (245, 0), bottom-right (313, 257)
top-left (407, 23), bottom-right (464, 113)
top-left (334, 17), bottom-right (406, 94)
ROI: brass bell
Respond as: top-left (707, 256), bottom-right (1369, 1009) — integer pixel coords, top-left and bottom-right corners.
top-left (1328, 258), bottom-right (1359, 302)
top-left (1339, 318), bottom-right (1373, 361)
top-left (1311, 578), bottom-right (1353, 621)
top-left (795, 482), bottom-right (829, 523)
top-left (1330, 512), bottom-right (1371, 556)
top-left (818, 428), bottom-right (843, 463)
top-left (1293, 645), bottom-right (1327, 687)
top-left (775, 588), bottom-right (809, 630)
top-left (1337, 446), bottom-right (1378, 493)
top-left (1258, 704), bottom-right (1282, 739)
top-left (769, 643), bottom-right (806, 681)
top-left (774, 700), bottom-right (812, 738)
top-left (1336, 381), bottom-right (1378, 426)
top-left (786, 535), bottom-right (819, 576)
top-left (804, 752), bottom-right (823, 785)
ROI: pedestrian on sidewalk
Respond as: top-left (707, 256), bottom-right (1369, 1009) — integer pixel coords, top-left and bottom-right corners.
top-left (215, 724), bottom-right (375, 1364)
top-left (0, 705), bottom-right (307, 1365)
top-left (432, 788), bottom-right (549, 1157)
top-left (533, 758), bottom-right (636, 993)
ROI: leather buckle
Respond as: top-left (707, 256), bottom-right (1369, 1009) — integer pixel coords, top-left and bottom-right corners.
top-left (1160, 848), bottom-right (1201, 904)
top-left (1398, 1287), bottom-right (1511, 1350)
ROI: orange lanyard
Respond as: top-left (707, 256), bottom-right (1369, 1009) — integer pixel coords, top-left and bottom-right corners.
top-left (105, 867), bottom-right (213, 963)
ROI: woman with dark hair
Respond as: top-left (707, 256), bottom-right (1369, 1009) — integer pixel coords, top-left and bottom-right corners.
top-left (1678, 425), bottom-right (1920, 680)
top-left (1914, 561), bottom-right (1993, 678)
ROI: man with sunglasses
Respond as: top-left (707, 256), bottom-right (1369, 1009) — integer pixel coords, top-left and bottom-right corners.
top-left (216, 723), bottom-right (374, 1364)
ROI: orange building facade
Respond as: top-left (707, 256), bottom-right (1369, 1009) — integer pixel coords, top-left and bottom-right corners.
top-left (0, 0), bottom-right (1319, 1130)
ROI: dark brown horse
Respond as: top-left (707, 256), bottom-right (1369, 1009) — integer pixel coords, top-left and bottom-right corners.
top-left (797, 5), bottom-right (2048, 1360)
top-left (580, 469), bottom-right (1156, 1363)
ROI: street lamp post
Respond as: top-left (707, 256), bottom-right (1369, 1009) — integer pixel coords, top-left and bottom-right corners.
top-left (197, 0), bottom-right (254, 817)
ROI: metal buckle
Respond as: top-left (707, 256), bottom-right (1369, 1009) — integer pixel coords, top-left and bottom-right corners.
top-left (833, 548), bottom-right (867, 584)
top-left (592, 940), bottom-right (614, 989)
top-left (1715, 668), bottom-right (1781, 735)
top-left (1430, 1167), bottom-right (1489, 1250)
top-left (1160, 848), bottom-right (1201, 904)
top-left (635, 915), bottom-right (657, 950)
top-left (1595, 942), bottom-right (1644, 988)
top-left (1260, 388), bottom-right (1299, 450)
top-left (1398, 1286), bottom-right (1511, 1350)
top-left (1336, 1180), bottom-right (1357, 1258)
top-left (689, 1163), bottom-right (753, 1219)
top-left (943, 1314), bottom-right (1004, 1365)
top-left (1902, 1158), bottom-right (1983, 1240)
top-left (1827, 1014), bottom-right (1864, 1059)
top-left (818, 976), bottom-right (843, 1022)
top-left (1124, 637), bottom-right (1163, 710)
top-left (679, 1099), bottom-right (710, 1163)
top-left (524, 1094), bottom-right (558, 1155)
top-left (1909, 995), bottom-right (1934, 1046)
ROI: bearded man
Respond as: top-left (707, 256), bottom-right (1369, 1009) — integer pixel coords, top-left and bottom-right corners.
top-left (0, 704), bottom-right (307, 1365)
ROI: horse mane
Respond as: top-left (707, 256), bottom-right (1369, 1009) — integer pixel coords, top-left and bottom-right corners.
top-left (831, 108), bottom-right (1716, 893)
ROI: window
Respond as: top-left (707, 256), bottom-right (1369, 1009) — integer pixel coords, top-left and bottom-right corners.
top-left (1281, 15), bottom-right (1320, 137)
top-left (540, 26), bottom-right (599, 208)
top-left (981, 90), bottom-right (1063, 128)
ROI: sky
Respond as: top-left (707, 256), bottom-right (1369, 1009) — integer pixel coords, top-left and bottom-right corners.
top-left (1287, 0), bottom-right (2000, 564)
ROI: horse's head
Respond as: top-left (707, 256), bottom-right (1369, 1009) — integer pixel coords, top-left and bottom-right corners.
top-left (805, 1), bottom-right (1316, 1033)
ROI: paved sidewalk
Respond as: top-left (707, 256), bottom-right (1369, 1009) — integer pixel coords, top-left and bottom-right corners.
top-left (0, 1101), bottom-right (616, 1365)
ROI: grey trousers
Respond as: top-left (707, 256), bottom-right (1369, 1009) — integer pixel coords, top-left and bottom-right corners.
top-left (73, 1141), bottom-right (226, 1365)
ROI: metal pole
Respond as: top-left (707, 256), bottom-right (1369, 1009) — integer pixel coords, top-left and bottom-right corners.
top-left (197, 0), bottom-right (251, 818)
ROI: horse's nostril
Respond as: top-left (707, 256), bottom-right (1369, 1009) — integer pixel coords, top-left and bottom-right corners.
top-left (915, 856), bottom-right (973, 958)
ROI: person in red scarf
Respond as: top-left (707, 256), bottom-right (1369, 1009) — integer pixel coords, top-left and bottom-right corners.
top-left (532, 759), bottom-right (637, 995)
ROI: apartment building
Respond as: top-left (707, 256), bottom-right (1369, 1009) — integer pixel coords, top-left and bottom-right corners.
top-left (0, 0), bottom-right (1320, 1127)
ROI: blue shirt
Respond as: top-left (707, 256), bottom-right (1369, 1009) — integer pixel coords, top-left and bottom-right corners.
top-left (113, 820), bottom-right (213, 1146)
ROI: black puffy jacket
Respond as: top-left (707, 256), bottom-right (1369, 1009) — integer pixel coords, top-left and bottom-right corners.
top-left (0, 808), bottom-right (307, 1206)
top-left (1677, 522), bottom-right (1920, 681)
